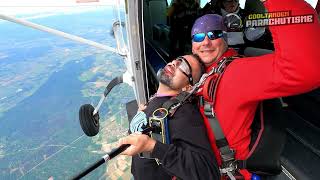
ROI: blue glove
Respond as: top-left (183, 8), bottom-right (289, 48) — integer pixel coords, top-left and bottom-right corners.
top-left (130, 111), bottom-right (147, 133)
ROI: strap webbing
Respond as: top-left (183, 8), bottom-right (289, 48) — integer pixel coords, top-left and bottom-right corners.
top-left (200, 56), bottom-right (240, 167)
top-left (162, 91), bottom-right (191, 115)
top-left (203, 101), bottom-right (236, 164)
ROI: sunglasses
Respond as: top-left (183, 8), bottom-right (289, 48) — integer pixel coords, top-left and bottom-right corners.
top-left (175, 56), bottom-right (193, 86)
top-left (192, 30), bottom-right (223, 43)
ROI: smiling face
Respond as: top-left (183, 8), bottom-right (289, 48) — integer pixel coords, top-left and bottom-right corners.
top-left (192, 36), bottom-right (228, 67)
top-left (158, 55), bottom-right (202, 91)
top-left (191, 14), bottom-right (229, 67)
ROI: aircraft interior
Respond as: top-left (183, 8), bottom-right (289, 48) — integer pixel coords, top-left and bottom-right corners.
top-left (133, 0), bottom-right (320, 179)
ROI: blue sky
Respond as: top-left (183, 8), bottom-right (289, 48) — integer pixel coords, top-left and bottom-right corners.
top-left (0, 0), bottom-right (116, 15)
top-left (0, 0), bottom-right (318, 15)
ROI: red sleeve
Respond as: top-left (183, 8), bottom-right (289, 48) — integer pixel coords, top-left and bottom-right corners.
top-left (222, 0), bottom-right (320, 100)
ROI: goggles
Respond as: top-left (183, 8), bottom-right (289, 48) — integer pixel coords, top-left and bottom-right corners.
top-left (192, 30), bottom-right (223, 43)
top-left (175, 56), bottom-right (193, 86)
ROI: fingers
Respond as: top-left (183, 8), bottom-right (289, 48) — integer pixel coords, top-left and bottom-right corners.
top-left (118, 132), bottom-right (141, 155)
top-left (119, 132), bottom-right (142, 145)
top-left (138, 104), bottom-right (147, 111)
top-left (118, 133), bottom-right (154, 156)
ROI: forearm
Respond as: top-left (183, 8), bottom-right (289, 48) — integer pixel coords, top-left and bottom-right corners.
top-left (264, 0), bottom-right (320, 92)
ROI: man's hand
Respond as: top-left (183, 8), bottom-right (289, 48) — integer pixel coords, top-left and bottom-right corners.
top-left (119, 133), bottom-right (156, 156)
top-left (138, 104), bottom-right (147, 111)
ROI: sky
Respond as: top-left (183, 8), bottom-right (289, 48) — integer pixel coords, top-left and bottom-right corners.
top-left (0, 0), bottom-right (318, 16)
top-left (0, 0), bottom-right (117, 15)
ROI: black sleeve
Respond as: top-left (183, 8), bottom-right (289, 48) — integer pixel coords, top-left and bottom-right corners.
top-left (150, 103), bottom-right (220, 180)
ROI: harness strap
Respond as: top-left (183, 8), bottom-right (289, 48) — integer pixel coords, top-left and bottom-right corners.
top-left (162, 91), bottom-right (191, 116)
top-left (237, 160), bottom-right (246, 169)
top-left (200, 56), bottom-right (252, 179)
top-left (203, 101), bottom-right (235, 165)
top-left (201, 57), bottom-right (235, 164)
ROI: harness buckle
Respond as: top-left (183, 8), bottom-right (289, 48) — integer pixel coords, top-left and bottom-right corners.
top-left (221, 148), bottom-right (236, 164)
top-left (215, 57), bottom-right (228, 74)
top-left (203, 102), bottom-right (215, 118)
top-left (220, 160), bottom-right (238, 180)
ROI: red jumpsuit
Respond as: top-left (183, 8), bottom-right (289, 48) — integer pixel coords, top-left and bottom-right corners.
top-left (198, 0), bottom-right (320, 178)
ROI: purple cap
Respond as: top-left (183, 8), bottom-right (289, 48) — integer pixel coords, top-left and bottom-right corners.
top-left (191, 14), bottom-right (225, 37)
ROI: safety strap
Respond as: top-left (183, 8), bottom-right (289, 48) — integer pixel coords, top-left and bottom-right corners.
top-left (203, 101), bottom-right (235, 164)
top-left (201, 58), bottom-right (236, 165)
top-left (199, 56), bottom-right (247, 179)
top-left (162, 91), bottom-right (192, 116)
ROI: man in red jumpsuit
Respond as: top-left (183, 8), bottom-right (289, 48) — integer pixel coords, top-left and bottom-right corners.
top-left (191, 0), bottom-right (320, 179)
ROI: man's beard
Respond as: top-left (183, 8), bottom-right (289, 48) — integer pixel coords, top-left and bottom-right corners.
top-left (157, 68), bottom-right (173, 88)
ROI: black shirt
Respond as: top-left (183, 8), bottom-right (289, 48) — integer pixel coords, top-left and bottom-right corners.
top-left (131, 96), bottom-right (220, 180)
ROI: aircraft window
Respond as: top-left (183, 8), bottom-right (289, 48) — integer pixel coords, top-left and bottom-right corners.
top-left (200, 0), bottom-right (211, 8)
top-left (305, 0), bottom-right (319, 8)
top-left (143, 0), bottom-right (200, 59)
top-left (0, 1), bottom-right (135, 179)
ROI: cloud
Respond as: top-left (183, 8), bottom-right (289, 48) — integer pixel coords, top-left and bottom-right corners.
top-left (0, 53), bottom-right (8, 59)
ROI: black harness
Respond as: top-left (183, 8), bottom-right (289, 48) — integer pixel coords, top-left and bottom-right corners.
top-left (140, 92), bottom-right (194, 161)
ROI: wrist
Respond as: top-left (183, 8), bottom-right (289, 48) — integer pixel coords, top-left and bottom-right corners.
top-left (146, 138), bottom-right (156, 152)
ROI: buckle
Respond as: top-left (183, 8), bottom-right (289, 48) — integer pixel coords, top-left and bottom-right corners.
top-left (155, 158), bottom-right (162, 165)
top-left (221, 149), bottom-right (235, 163)
top-left (220, 160), bottom-right (237, 180)
top-left (204, 109), bottom-right (215, 118)
top-left (203, 102), bottom-right (215, 118)
top-left (215, 57), bottom-right (227, 73)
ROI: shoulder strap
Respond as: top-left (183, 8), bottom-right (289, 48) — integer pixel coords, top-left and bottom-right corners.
top-left (200, 56), bottom-right (238, 166)
top-left (202, 56), bottom-right (234, 104)
top-left (203, 101), bottom-right (236, 166)
top-left (162, 91), bottom-right (192, 116)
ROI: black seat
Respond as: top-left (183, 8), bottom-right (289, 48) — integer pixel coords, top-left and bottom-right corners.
top-left (247, 99), bottom-right (287, 175)
top-left (263, 89), bottom-right (320, 180)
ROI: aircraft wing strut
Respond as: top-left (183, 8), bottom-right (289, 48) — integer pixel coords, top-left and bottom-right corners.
top-left (0, 14), bottom-right (118, 54)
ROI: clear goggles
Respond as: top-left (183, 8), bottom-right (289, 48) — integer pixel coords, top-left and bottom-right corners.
top-left (174, 56), bottom-right (193, 85)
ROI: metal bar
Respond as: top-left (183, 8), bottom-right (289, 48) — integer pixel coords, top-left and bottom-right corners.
top-left (0, 14), bottom-right (118, 53)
